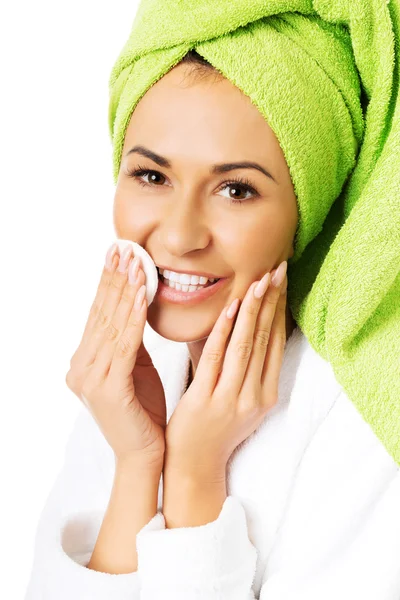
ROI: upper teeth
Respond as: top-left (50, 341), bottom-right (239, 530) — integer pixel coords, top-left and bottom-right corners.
top-left (158, 268), bottom-right (218, 286)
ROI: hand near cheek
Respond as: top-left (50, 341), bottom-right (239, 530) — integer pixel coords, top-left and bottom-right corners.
top-left (164, 261), bottom-right (289, 485)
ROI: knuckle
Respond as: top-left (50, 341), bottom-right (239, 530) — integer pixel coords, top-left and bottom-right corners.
top-left (110, 273), bottom-right (125, 290)
top-left (115, 335), bottom-right (136, 358)
top-left (205, 348), bottom-right (224, 363)
top-left (105, 322), bottom-right (120, 342)
top-left (275, 300), bottom-right (286, 317)
top-left (245, 302), bottom-right (259, 316)
top-left (121, 287), bottom-right (134, 304)
top-left (65, 369), bottom-right (77, 391)
top-left (239, 391), bottom-right (260, 414)
top-left (126, 313), bottom-right (142, 329)
top-left (263, 391), bottom-right (278, 408)
top-left (254, 328), bottom-right (270, 349)
top-left (69, 350), bottom-right (79, 369)
top-left (236, 341), bottom-right (252, 360)
top-left (96, 305), bottom-right (109, 329)
top-left (276, 330), bottom-right (287, 347)
top-left (66, 367), bottom-right (91, 399)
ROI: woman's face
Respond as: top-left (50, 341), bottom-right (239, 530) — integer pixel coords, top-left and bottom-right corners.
top-left (113, 62), bottom-right (299, 343)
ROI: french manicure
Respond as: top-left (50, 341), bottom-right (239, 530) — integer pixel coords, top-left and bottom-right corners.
top-left (271, 261), bottom-right (287, 288)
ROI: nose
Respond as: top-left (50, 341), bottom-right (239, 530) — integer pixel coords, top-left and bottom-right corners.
top-left (159, 197), bottom-right (210, 255)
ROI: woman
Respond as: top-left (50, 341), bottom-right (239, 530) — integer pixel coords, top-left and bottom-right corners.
top-left (25, 2), bottom-right (400, 599)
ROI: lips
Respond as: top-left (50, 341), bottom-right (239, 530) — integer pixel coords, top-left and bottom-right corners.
top-left (157, 269), bottom-right (220, 288)
top-left (155, 273), bottom-right (228, 305)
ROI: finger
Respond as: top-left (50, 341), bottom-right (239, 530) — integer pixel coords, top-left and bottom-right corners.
top-left (83, 245), bottom-right (135, 364)
top-left (189, 299), bottom-right (240, 398)
top-left (80, 243), bottom-right (120, 347)
top-left (108, 273), bottom-right (149, 382)
top-left (216, 273), bottom-right (271, 398)
top-left (242, 269), bottom-right (286, 396)
top-left (92, 258), bottom-right (147, 379)
top-left (260, 275), bottom-right (288, 403)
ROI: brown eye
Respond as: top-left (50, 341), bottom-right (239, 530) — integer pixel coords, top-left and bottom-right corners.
top-left (142, 171), bottom-right (166, 185)
top-left (217, 176), bottom-right (259, 205)
top-left (222, 184), bottom-right (252, 201)
top-left (126, 168), bottom-right (167, 187)
top-left (126, 166), bottom-right (259, 206)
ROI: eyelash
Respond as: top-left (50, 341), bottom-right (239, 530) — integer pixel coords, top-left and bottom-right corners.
top-left (125, 164), bottom-right (259, 205)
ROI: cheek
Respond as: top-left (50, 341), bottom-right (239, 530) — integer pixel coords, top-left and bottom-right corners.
top-left (113, 192), bottom-right (130, 235)
top-left (221, 221), bottom-right (276, 266)
top-left (220, 216), bottom-right (289, 291)
top-left (113, 195), bottom-right (155, 238)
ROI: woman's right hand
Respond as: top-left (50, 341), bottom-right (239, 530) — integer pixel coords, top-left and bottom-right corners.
top-left (65, 243), bottom-right (167, 471)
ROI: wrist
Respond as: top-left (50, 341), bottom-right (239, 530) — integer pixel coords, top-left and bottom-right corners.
top-left (163, 469), bottom-right (227, 528)
top-left (115, 454), bottom-right (164, 480)
top-left (164, 457), bottom-right (227, 488)
top-left (113, 461), bottom-right (161, 516)
top-left (164, 461), bottom-right (227, 498)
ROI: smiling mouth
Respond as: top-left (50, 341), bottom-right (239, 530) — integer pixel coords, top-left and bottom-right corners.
top-left (156, 268), bottom-right (221, 289)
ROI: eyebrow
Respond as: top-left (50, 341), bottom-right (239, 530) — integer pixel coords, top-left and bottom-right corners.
top-left (125, 145), bottom-right (278, 184)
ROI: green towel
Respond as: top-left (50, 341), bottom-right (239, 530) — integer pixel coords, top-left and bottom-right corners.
top-left (108, 0), bottom-right (400, 465)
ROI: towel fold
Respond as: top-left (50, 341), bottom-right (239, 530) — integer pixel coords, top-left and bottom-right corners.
top-left (108, 0), bottom-right (400, 465)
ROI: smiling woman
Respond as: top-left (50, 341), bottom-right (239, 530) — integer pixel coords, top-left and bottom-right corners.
top-left (25, 1), bottom-right (400, 598)
top-left (113, 50), bottom-right (298, 348)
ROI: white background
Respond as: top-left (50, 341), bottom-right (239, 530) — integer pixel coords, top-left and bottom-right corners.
top-left (1, 1), bottom-right (140, 596)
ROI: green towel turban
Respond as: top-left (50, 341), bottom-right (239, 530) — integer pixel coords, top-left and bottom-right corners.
top-left (108, 0), bottom-right (400, 465)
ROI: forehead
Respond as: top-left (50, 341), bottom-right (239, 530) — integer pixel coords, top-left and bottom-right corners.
top-left (123, 65), bottom-right (282, 166)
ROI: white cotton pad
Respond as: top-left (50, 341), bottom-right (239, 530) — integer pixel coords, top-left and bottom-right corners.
top-left (115, 239), bottom-right (159, 306)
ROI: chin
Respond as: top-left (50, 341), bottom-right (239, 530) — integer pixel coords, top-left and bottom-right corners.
top-left (146, 305), bottom-right (213, 343)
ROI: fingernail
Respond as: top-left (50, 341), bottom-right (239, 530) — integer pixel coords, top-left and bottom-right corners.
top-left (134, 284), bottom-right (146, 310)
top-left (118, 245), bottom-right (132, 273)
top-left (254, 272), bottom-right (270, 298)
top-left (129, 256), bottom-right (141, 285)
top-left (226, 298), bottom-right (240, 319)
top-left (271, 261), bottom-right (287, 288)
top-left (105, 243), bottom-right (118, 271)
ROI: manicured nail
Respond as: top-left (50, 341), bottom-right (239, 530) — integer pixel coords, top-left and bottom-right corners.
top-left (271, 261), bottom-right (287, 288)
top-left (134, 285), bottom-right (146, 310)
top-left (105, 243), bottom-right (118, 271)
top-left (129, 256), bottom-right (141, 285)
top-left (226, 298), bottom-right (240, 319)
top-left (254, 272), bottom-right (270, 298)
top-left (118, 245), bottom-right (132, 273)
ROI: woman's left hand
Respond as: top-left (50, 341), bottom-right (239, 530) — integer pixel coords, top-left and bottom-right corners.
top-left (164, 261), bottom-right (289, 485)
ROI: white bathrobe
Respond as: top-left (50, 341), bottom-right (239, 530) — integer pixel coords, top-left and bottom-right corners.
top-left (25, 323), bottom-right (400, 599)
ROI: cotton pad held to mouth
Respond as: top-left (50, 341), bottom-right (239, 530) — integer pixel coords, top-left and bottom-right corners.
top-left (115, 239), bottom-right (159, 306)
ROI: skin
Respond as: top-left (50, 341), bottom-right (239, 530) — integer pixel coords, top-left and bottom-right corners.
top-left (79, 63), bottom-right (300, 571)
top-left (113, 62), bottom-right (299, 382)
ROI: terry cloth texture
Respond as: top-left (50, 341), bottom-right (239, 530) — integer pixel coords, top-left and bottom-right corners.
top-left (24, 325), bottom-right (400, 598)
top-left (108, 0), bottom-right (400, 465)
